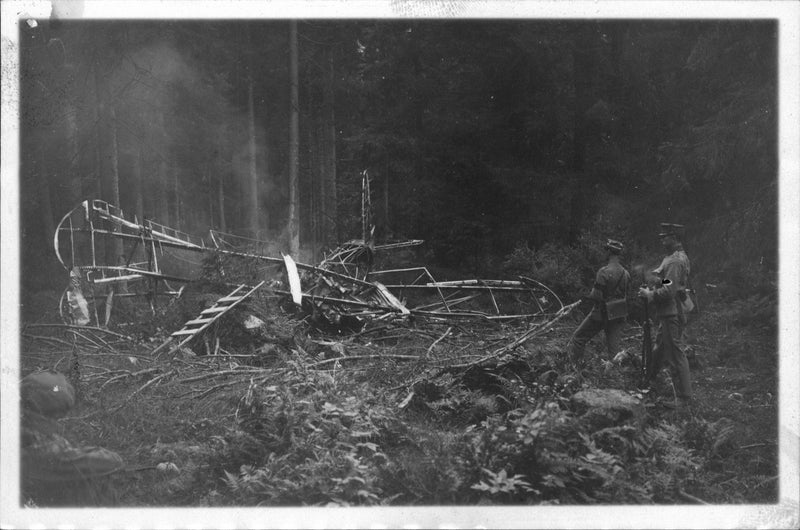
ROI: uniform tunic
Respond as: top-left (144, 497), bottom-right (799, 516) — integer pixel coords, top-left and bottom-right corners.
top-left (647, 245), bottom-right (693, 401)
top-left (651, 248), bottom-right (691, 318)
top-left (568, 260), bottom-right (631, 361)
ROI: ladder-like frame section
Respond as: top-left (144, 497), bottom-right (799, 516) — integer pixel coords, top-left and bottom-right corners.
top-left (151, 281), bottom-right (265, 358)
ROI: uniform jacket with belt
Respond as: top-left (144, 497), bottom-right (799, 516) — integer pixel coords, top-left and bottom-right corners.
top-left (587, 261), bottom-right (630, 319)
top-left (652, 246), bottom-right (691, 317)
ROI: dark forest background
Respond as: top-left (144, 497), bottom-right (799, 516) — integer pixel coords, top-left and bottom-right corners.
top-left (19, 18), bottom-right (777, 298)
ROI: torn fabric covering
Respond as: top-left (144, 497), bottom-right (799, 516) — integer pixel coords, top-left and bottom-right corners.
top-left (283, 253), bottom-right (303, 306)
top-left (67, 268), bottom-right (90, 325)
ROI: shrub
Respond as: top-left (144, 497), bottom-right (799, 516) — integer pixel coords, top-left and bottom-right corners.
top-left (214, 365), bottom-right (395, 506)
top-left (461, 402), bottom-right (626, 504)
top-left (460, 402), bottom-right (705, 504)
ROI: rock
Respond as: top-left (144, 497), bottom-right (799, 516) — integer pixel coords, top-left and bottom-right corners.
top-left (537, 369), bottom-right (558, 387)
top-left (570, 388), bottom-right (644, 430)
top-left (242, 314), bottom-right (266, 330)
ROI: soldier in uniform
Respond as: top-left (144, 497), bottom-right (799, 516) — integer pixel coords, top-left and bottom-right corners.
top-left (21, 371), bottom-right (124, 503)
top-left (567, 239), bottom-right (631, 365)
top-left (638, 223), bottom-right (693, 410)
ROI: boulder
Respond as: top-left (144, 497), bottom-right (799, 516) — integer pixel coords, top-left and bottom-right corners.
top-left (537, 369), bottom-right (558, 387)
top-left (570, 388), bottom-right (644, 430)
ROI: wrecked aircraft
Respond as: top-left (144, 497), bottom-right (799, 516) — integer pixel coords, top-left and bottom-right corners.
top-left (53, 198), bottom-right (564, 357)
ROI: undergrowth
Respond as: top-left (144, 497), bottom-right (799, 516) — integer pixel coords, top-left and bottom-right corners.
top-left (20, 245), bottom-right (778, 507)
top-left (195, 354), bottom-right (709, 506)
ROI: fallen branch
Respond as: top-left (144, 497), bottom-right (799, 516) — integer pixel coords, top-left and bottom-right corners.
top-left (99, 366), bottom-right (161, 392)
top-left (82, 368), bottom-right (132, 381)
top-left (211, 352), bottom-right (270, 359)
top-left (174, 375), bottom-right (276, 400)
top-left (450, 300), bottom-right (580, 370)
top-left (308, 354), bottom-right (423, 368)
top-left (426, 327), bottom-right (452, 357)
top-left (81, 364), bottom-right (129, 374)
top-left (676, 487), bottom-right (710, 505)
top-left (67, 329), bottom-right (115, 351)
top-left (370, 334), bottom-right (414, 342)
top-left (24, 323), bottom-right (132, 340)
top-left (738, 442), bottom-right (772, 450)
top-left (81, 351), bottom-right (153, 361)
top-left (110, 369), bottom-right (177, 413)
top-left (176, 368), bottom-right (272, 384)
top-left (19, 351), bottom-right (61, 358)
top-left (754, 475), bottom-right (779, 488)
top-left (22, 334), bottom-right (79, 348)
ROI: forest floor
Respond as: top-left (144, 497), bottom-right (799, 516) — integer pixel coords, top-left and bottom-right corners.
top-left (18, 285), bottom-right (779, 508)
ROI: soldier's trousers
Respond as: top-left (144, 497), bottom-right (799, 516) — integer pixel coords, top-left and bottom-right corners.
top-left (568, 314), bottom-right (625, 361)
top-left (648, 314), bottom-right (693, 401)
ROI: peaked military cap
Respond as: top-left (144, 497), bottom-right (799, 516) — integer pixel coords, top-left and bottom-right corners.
top-left (658, 223), bottom-right (685, 238)
top-left (604, 239), bottom-right (624, 253)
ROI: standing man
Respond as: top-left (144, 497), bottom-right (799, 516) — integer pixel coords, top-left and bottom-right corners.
top-left (638, 223), bottom-right (693, 410)
top-left (568, 239), bottom-right (631, 365)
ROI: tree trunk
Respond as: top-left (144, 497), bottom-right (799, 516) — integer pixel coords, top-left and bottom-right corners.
top-left (287, 20), bottom-right (301, 256)
top-left (383, 159), bottom-right (389, 239)
top-left (154, 109), bottom-right (170, 226)
top-left (217, 169), bottom-right (227, 233)
top-left (172, 165), bottom-right (181, 231)
top-left (204, 164), bottom-right (213, 230)
top-left (156, 157), bottom-right (170, 226)
top-left (568, 26), bottom-right (595, 244)
top-left (133, 144), bottom-right (144, 223)
top-left (322, 47), bottom-right (338, 247)
top-left (93, 55), bottom-right (123, 263)
top-left (244, 23), bottom-right (261, 241)
top-left (35, 141), bottom-right (56, 245)
top-left (308, 112), bottom-right (321, 260)
top-left (246, 77), bottom-right (260, 239)
top-left (90, 68), bottom-right (103, 200)
top-left (64, 95), bottom-right (81, 207)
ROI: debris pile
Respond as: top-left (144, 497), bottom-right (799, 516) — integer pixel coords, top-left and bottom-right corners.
top-left (36, 197), bottom-right (584, 429)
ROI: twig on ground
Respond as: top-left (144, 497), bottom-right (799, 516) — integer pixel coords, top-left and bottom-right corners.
top-left (99, 367), bottom-right (161, 392)
top-left (676, 488), bottom-right (710, 505)
top-left (717, 475), bottom-right (740, 487)
top-left (20, 351), bottom-right (64, 358)
top-left (81, 351), bottom-right (153, 361)
top-left (426, 327), bottom-right (452, 358)
top-left (175, 374), bottom-right (276, 400)
top-left (110, 369), bottom-right (178, 413)
top-left (75, 328), bottom-right (113, 347)
top-left (22, 334), bottom-right (77, 348)
top-left (176, 368), bottom-right (271, 384)
top-left (754, 475), bottom-right (778, 488)
top-left (24, 323), bottom-right (132, 340)
top-left (738, 442), bottom-right (772, 450)
top-left (369, 334), bottom-right (410, 342)
top-left (349, 324), bottom-right (393, 338)
top-left (81, 364), bottom-right (129, 374)
top-left (67, 329), bottom-right (120, 353)
top-left (450, 300), bottom-right (580, 370)
top-left (308, 354), bottom-right (423, 368)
